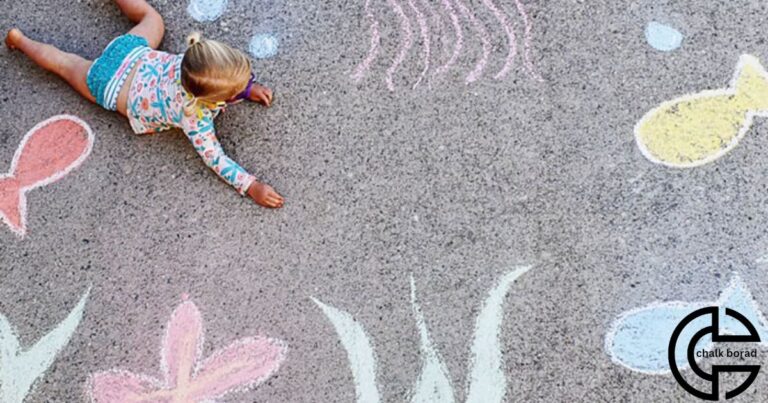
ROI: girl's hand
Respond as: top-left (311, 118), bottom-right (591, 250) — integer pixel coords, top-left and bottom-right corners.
top-left (249, 83), bottom-right (273, 107)
top-left (247, 181), bottom-right (284, 208)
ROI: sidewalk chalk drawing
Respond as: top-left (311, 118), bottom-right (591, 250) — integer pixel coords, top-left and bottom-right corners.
top-left (635, 54), bottom-right (768, 168)
top-left (0, 115), bottom-right (94, 238)
top-left (645, 21), bottom-right (683, 52)
top-left (453, 0), bottom-right (491, 85)
top-left (0, 288), bottom-right (90, 403)
top-left (434, 0), bottom-right (462, 78)
top-left (384, 0), bottom-right (414, 92)
top-left (187, 0), bottom-right (228, 22)
top-left (407, 0), bottom-right (431, 88)
top-left (249, 33), bottom-right (279, 59)
top-left (87, 295), bottom-right (287, 402)
top-left (312, 266), bottom-right (531, 402)
top-left (186, 0), bottom-right (280, 61)
top-left (350, 0), bottom-right (382, 83)
top-left (351, 0), bottom-right (542, 90)
top-left (605, 274), bottom-right (768, 374)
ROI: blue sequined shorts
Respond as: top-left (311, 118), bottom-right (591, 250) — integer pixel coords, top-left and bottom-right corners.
top-left (86, 34), bottom-right (150, 111)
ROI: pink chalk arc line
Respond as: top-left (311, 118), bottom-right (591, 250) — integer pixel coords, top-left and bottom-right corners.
top-left (349, 0), bottom-right (543, 87)
top-left (513, 0), bottom-right (543, 82)
top-left (453, 0), bottom-right (491, 84)
top-left (385, 0), bottom-right (414, 91)
top-left (481, 0), bottom-right (517, 80)
top-left (407, 0), bottom-right (431, 88)
top-left (420, 0), bottom-right (448, 61)
top-left (351, 0), bottom-right (382, 82)
top-left (434, 0), bottom-right (463, 77)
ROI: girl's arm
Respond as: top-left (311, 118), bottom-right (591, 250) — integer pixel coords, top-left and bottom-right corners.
top-left (226, 82), bottom-right (272, 106)
top-left (182, 111), bottom-right (284, 207)
top-left (247, 83), bottom-right (273, 107)
top-left (232, 74), bottom-right (273, 106)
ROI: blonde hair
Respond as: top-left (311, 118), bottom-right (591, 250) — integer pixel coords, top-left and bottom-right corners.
top-left (181, 32), bottom-right (252, 113)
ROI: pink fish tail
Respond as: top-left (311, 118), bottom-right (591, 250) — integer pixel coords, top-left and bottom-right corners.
top-left (0, 176), bottom-right (25, 236)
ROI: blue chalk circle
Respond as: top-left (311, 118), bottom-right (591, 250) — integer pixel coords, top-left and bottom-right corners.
top-left (249, 34), bottom-right (279, 59)
top-left (645, 21), bottom-right (683, 52)
top-left (187, 0), bottom-right (228, 22)
top-left (606, 302), bottom-right (711, 373)
top-left (605, 276), bottom-right (768, 374)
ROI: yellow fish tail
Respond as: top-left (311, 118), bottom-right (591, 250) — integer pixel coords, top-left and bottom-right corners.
top-left (734, 54), bottom-right (768, 111)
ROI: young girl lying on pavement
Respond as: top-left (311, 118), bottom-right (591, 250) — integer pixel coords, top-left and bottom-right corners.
top-left (5, 0), bottom-right (285, 208)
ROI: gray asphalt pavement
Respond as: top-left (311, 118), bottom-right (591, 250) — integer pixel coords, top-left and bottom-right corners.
top-left (2, 0), bottom-right (768, 401)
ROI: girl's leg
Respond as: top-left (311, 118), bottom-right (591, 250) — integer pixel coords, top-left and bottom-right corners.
top-left (115, 0), bottom-right (165, 49)
top-left (5, 29), bottom-right (95, 103)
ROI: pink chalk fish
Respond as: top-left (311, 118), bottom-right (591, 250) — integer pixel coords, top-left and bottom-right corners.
top-left (87, 295), bottom-right (287, 402)
top-left (0, 115), bottom-right (93, 237)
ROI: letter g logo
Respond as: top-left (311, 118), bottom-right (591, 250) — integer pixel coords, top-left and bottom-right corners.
top-left (668, 306), bottom-right (760, 400)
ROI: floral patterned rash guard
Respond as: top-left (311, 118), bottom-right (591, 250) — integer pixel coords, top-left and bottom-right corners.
top-left (127, 49), bottom-right (255, 195)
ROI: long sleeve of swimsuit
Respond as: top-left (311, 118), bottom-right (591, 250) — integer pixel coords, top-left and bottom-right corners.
top-left (181, 107), bottom-right (256, 196)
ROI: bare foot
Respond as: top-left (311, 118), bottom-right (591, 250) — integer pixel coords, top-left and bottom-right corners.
top-left (5, 28), bottom-right (22, 50)
top-left (249, 83), bottom-right (274, 107)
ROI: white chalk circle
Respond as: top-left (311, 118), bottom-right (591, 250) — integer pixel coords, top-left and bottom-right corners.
top-left (645, 21), bottom-right (683, 52)
top-left (249, 33), bottom-right (279, 59)
top-left (187, 0), bottom-right (228, 22)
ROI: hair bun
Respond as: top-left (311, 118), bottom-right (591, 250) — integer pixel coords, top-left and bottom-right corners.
top-left (187, 32), bottom-right (202, 47)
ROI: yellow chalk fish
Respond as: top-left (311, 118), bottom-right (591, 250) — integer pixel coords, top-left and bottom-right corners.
top-left (635, 54), bottom-right (768, 167)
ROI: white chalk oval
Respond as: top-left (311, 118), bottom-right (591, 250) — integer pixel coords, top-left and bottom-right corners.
top-left (187, 0), bottom-right (228, 22)
top-left (645, 21), bottom-right (683, 52)
top-left (249, 33), bottom-right (279, 59)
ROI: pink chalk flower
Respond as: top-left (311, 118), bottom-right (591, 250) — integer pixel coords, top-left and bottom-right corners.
top-left (87, 297), bottom-right (287, 402)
